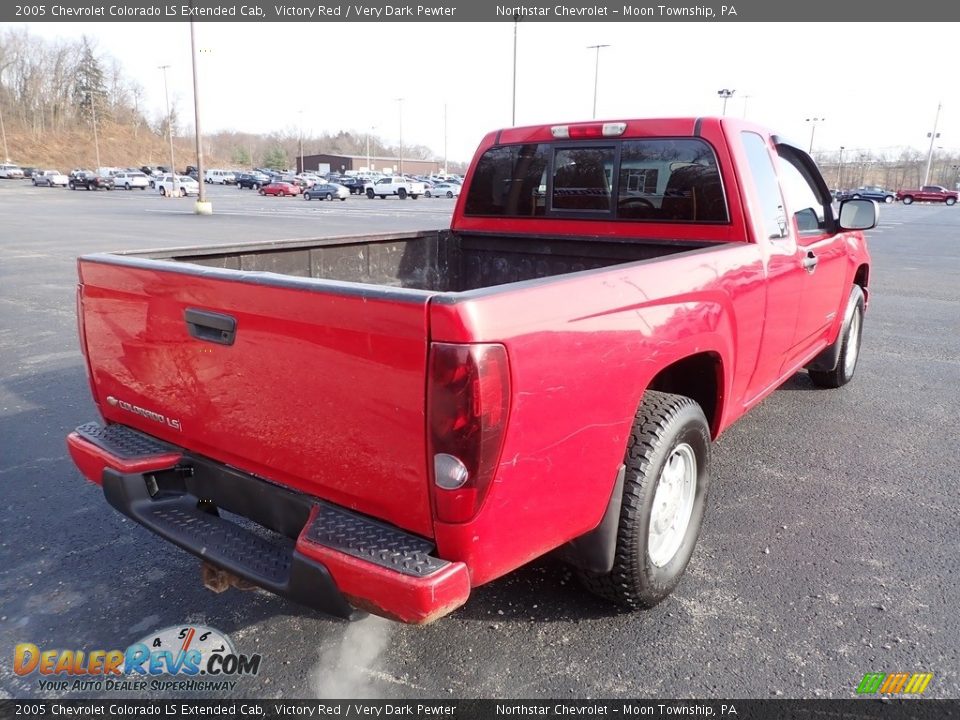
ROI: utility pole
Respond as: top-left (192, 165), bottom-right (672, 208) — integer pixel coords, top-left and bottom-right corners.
top-left (0, 101), bottom-right (9, 161)
top-left (922, 101), bottom-right (942, 187)
top-left (189, 17), bottom-right (209, 211)
top-left (395, 97), bottom-right (404, 175)
top-left (158, 64), bottom-right (177, 196)
top-left (836, 146), bottom-right (845, 189)
top-left (443, 102), bottom-right (448, 175)
top-left (742, 94), bottom-right (751, 119)
top-left (298, 109), bottom-right (304, 174)
top-left (717, 89), bottom-right (735, 116)
top-left (511, 16), bottom-right (519, 125)
top-left (587, 44), bottom-right (610, 119)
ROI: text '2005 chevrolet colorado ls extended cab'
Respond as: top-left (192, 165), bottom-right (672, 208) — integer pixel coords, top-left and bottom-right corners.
top-left (67, 117), bottom-right (876, 624)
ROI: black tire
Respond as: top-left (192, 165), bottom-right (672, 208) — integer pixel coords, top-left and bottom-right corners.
top-left (425, 190), bottom-right (432, 198)
top-left (901, 195), bottom-right (914, 205)
top-left (367, 188), bottom-right (375, 199)
top-left (380, 194), bottom-right (386, 200)
top-left (398, 188), bottom-right (408, 200)
top-left (946, 197), bottom-right (957, 206)
top-left (340, 197), bottom-right (346, 201)
top-left (258, 189), bottom-right (265, 196)
top-left (70, 183), bottom-right (76, 190)
top-left (579, 391), bottom-right (711, 610)
top-left (160, 187), bottom-right (166, 196)
top-left (808, 285), bottom-right (866, 389)
top-left (884, 195), bottom-right (894, 204)
top-left (325, 192), bottom-right (333, 201)
top-left (179, 188), bottom-right (187, 198)
top-left (304, 193), bottom-right (312, 201)
top-left (253, 183), bottom-right (260, 191)
top-left (446, 191), bottom-right (453, 199)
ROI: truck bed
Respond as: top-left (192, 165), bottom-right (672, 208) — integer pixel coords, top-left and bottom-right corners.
top-left (125, 231), bottom-right (714, 292)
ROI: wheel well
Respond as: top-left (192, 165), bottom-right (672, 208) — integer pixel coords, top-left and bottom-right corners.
top-left (646, 352), bottom-right (723, 437)
top-left (854, 264), bottom-right (869, 303)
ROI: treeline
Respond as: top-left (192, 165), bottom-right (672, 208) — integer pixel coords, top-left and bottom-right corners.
top-left (812, 148), bottom-right (959, 190)
top-left (0, 29), bottom-right (463, 172)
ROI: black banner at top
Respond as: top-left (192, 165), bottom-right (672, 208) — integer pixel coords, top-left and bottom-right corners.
top-left (3, 0), bottom-right (958, 22)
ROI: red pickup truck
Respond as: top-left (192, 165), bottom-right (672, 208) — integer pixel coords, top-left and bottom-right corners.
top-left (895, 185), bottom-right (958, 205)
top-left (67, 118), bottom-right (875, 624)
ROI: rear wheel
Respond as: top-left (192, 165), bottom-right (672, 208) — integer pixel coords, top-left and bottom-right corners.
top-left (446, 191), bottom-right (454, 199)
top-left (902, 195), bottom-right (914, 205)
top-left (160, 187), bottom-right (167, 196)
top-left (884, 195), bottom-right (894, 204)
top-left (367, 188), bottom-right (375, 199)
top-left (326, 192), bottom-right (333, 201)
top-left (380, 195), bottom-right (386, 199)
top-left (579, 391), bottom-right (711, 610)
top-left (808, 285), bottom-right (866, 389)
top-left (180, 188), bottom-right (187, 198)
top-left (946, 197), bottom-right (957, 206)
top-left (425, 190), bottom-right (432, 198)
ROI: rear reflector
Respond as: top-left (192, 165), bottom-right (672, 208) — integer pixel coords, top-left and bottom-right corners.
top-left (428, 343), bottom-right (510, 524)
top-left (551, 122), bottom-right (627, 139)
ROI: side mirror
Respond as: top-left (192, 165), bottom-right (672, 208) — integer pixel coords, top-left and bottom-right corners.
top-left (838, 198), bottom-right (878, 231)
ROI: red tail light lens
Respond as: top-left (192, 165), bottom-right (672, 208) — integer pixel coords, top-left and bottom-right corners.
top-left (428, 343), bottom-right (510, 523)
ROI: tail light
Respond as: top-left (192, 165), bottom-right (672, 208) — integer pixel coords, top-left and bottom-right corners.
top-left (551, 122), bottom-right (627, 139)
top-left (428, 343), bottom-right (510, 524)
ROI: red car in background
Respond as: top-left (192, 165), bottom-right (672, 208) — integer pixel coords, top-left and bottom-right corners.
top-left (896, 185), bottom-right (958, 205)
top-left (259, 181), bottom-right (301, 197)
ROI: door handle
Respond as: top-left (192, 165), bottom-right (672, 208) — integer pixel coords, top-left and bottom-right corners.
top-left (184, 308), bottom-right (237, 346)
top-left (801, 251), bottom-right (819, 273)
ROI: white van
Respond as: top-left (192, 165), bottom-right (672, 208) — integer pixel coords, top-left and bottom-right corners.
top-left (204, 169), bottom-right (236, 185)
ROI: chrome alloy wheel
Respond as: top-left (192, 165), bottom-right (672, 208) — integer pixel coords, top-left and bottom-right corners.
top-left (648, 443), bottom-right (697, 567)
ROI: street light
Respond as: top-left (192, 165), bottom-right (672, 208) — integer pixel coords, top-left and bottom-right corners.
top-left (0, 100), bottom-right (8, 161)
top-left (836, 146), bottom-right (845, 189)
top-left (741, 94), bottom-right (751, 119)
top-left (395, 98), bottom-right (404, 175)
top-left (443, 102), bottom-right (448, 175)
top-left (298, 108), bottom-right (304, 174)
top-left (805, 117), bottom-right (824, 153)
top-left (952, 164), bottom-right (960, 190)
top-left (90, 98), bottom-right (101, 170)
top-left (189, 15), bottom-right (209, 212)
top-left (366, 125), bottom-right (376, 173)
top-left (922, 101), bottom-right (942, 187)
top-left (158, 64), bottom-right (177, 196)
top-left (587, 44), bottom-right (611, 119)
top-left (717, 88), bottom-right (735, 116)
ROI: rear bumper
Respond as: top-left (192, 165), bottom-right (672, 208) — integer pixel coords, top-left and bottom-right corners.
top-left (67, 423), bottom-right (470, 624)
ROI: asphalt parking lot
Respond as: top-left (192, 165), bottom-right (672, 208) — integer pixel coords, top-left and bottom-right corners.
top-left (1, 181), bottom-right (958, 700)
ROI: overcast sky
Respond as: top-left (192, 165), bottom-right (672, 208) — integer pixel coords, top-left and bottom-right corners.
top-left (12, 21), bottom-right (959, 163)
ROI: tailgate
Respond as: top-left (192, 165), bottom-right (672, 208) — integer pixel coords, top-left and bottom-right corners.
top-left (78, 256), bottom-right (436, 537)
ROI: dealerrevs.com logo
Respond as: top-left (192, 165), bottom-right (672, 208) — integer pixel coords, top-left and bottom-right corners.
top-left (856, 672), bottom-right (934, 695)
top-left (14, 625), bottom-right (261, 693)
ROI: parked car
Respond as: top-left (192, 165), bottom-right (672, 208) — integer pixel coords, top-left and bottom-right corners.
top-left (896, 185), bottom-right (958, 206)
top-left (113, 171), bottom-right (150, 190)
top-left (841, 186), bottom-right (896, 204)
top-left (426, 182), bottom-right (462, 199)
top-left (204, 169), bottom-right (236, 185)
top-left (338, 177), bottom-right (368, 195)
top-left (156, 174), bottom-right (200, 197)
top-left (32, 170), bottom-right (69, 187)
top-left (69, 171), bottom-right (114, 191)
top-left (0, 163), bottom-right (25, 179)
top-left (67, 117), bottom-right (875, 625)
top-left (236, 172), bottom-right (270, 190)
top-left (259, 181), bottom-right (300, 197)
top-left (304, 183), bottom-right (349, 201)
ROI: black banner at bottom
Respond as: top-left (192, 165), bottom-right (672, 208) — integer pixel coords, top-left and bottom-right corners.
top-left (0, 700), bottom-right (955, 720)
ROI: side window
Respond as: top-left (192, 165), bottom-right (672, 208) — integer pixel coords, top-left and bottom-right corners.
top-left (463, 143), bottom-right (549, 217)
top-left (776, 153), bottom-right (827, 235)
top-left (740, 132), bottom-right (787, 239)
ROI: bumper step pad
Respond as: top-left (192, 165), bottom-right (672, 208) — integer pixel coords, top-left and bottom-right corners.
top-left (75, 422), bottom-right (179, 459)
top-left (303, 503), bottom-right (449, 578)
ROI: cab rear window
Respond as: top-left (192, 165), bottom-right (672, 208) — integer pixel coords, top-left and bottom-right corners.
top-left (464, 138), bottom-right (728, 223)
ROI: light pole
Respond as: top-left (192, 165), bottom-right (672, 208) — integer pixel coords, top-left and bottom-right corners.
top-left (189, 16), bottom-right (209, 211)
top-left (90, 98), bottom-right (101, 169)
top-left (158, 64), bottom-right (177, 196)
top-left (717, 88), bottom-right (735, 116)
top-left (587, 44), bottom-right (610, 119)
top-left (952, 164), bottom-right (960, 190)
top-left (836, 146), bottom-right (845, 189)
top-left (922, 101), bottom-right (942, 187)
top-left (511, 16), bottom-right (519, 126)
top-left (805, 117), bottom-right (824, 153)
top-left (741, 94), bottom-right (751, 119)
top-left (395, 98), bottom-right (404, 175)
top-left (443, 102), bottom-right (448, 175)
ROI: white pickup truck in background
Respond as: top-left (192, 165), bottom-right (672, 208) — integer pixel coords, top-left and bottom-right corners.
top-left (365, 176), bottom-right (425, 199)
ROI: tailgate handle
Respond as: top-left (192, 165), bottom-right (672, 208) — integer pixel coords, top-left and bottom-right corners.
top-left (184, 308), bottom-right (237, 346)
